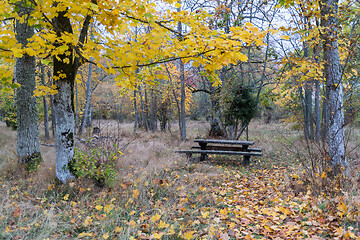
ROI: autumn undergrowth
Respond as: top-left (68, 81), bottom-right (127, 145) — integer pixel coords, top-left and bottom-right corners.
top-left (0, 120), bottom-right (360, 239)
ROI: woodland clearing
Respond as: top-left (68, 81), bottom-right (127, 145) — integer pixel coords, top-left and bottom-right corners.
top-left (0, 119), bottom-right (360, 239)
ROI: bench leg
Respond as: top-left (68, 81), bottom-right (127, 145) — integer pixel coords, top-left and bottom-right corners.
top-left (200, 153), bottom-right (208, 162)
top-left (243, 155), bottom-right (250, 166)
top-left (185, 153), bottom-right (193, 161)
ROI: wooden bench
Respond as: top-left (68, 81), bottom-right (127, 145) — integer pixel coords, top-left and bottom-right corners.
top-left (175, 139), bottom-right (262, 165)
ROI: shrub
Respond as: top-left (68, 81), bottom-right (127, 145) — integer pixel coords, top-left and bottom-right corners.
top-left (70, 141), bottom-right (121, 187)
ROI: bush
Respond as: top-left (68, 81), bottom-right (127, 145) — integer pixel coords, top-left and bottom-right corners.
top-left (70, 141), bottom-right (121, 187)
top-left (222, 84), bottom-right (257, 127)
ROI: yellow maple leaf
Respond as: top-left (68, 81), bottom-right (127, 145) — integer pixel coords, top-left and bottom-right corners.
top-left (11, 47), bottom-right (23, 58)
top-left (202, 211), bottom-right (209, 219)
top-left (158, 220), bottom-right (170, 229)
top-left (167, 225), bottom-right (175, 235)
top-left (84, 216), bottom-right (92, 227)
top-left (151, 212), bottom-right (161, 223)
top-left (115, 226), bottom-right (122, 233)
top-left (337, 202), bottom-right (347, 217)
top-left (63, 194), bottom-right (69, 201)
top-left (103, 233), bottom-right (109, 239)
top-left (280, 35), bottom-right (290, 40)
top-left (183, 231), bottom-right (195, 240)
top-left (129, 220), bottom-right (136, 228)
top-left (133, 189), bottom-right (140, 199)
top-left (153, 232), bottom-right (164, 239)
top-left (95, 205), bottom-right (103, 211)
top-left (104, 204), bottom-right (114, 213)
top-left (78, 232), bottom-right (93, 237)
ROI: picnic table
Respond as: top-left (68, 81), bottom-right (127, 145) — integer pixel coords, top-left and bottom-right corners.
top-left (175, 139), bottom-right (262, 165)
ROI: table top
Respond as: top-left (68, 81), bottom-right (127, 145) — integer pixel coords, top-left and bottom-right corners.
top-left (194, 139), bottom-right (254, 145)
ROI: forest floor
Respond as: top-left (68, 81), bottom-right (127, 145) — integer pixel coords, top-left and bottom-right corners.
top-left (0, 120), bottom-right (360, 239)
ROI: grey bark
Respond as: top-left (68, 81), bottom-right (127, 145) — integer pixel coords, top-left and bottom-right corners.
top-left (320, 0), bottom-right (347, 173)
top-left (40, 62), bottom-right (50, 140)
top-left (314, 79), bottom-right (321, 142)
top-left (86, 105), bottom-right (92, 127)
top-left (47, 70), bottom-right (56, 137)
top-left (53, 9), bottom-right (77, 183)
top-left (50, 94), bottom-right (56, 137)
top-left (150, 89), bottom-right (157, 132)
top-left (133, 88), bottom-right (138, 133)
top-left (302, 47), bottom-right (312, 140)
top-left (78, 60), bottom-right (93, 135)
top-left (15, 1), bottom-right (41, 163)
top-left (140, 84), bottom-right (149, 131)
top-left (314, 43), bottom-right (321, 142)
top-left (75, 80), bottom-right (79, 133)
top-left (177, 3), bottom-right (186, 141)
top-left (179, 59), bottom-right (186, 141)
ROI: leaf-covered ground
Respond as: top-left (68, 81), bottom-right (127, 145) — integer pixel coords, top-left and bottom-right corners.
top-left (1, 121), bottom-right (359, 239)
top-left (1, 161), bottom-right (359, 239)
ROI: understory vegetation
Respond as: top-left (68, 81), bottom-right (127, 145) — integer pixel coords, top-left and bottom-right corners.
top-left (1, 120), bottom-right (359, 239)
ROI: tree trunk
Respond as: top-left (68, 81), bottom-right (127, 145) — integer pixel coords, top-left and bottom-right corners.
top-left (53, 10), bottom-right (76, 183)
top-left (47, 70), bottom-right (56, 137)
top-left (302, 39), bottom-right (313, 141)
top-left (15, 1), bottom-right (41, 166)
top-left (86, 105), bottom-right (92, 127)
top-left (40, 62), bottom-right (50, 140)
top-left (75, 80), bottom-right (79, 133)
top-left (314, 79), bottom-right (321, 142)
top-left (140, 84), bottom-right (149, 131)
top-left (50, 94), bottom-right (56, 137)
top-left (78, 61), bottom-right (93, 135)
top-left (177, 2), bottom-right (186, 141)
top-left (304, 82), bottom-right (313, 140)
top-left (320, 0), bottom-right (347, 174)
top-left (314, 43), bottom-right (321, 142)
top-left (133, 88), bottom-right (138, 133)
top-left (150, 89), bottom-right (157, 132)
top-left (179, 59), bottom-right (186, 141)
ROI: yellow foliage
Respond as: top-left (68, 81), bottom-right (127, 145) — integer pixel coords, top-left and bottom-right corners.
top-left (151, 212), bottom-right (161, 223)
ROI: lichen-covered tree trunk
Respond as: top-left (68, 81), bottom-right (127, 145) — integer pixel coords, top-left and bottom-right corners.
top-left (15, 1), bottom-right (41, 167)
top-left (320, 0), bottom-right (347, 174)
top-left (53, 10), bottom-right (76, 183)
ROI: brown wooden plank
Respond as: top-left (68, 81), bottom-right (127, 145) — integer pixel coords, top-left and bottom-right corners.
top-left (175, 150), bottom-right (262, 156)
top-left (191, 146), bottom-right (262, 152)
top-left (194, 139), bottom-right (254, 145)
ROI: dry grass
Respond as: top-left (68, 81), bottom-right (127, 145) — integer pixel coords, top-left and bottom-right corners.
top-left (0, 119), bottom-right (359, 239)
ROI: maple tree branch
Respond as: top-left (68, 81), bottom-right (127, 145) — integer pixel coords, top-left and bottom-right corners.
top-left (191, 89), bottom-right (212, 94)
top-left (121, 13), bottom-right (184, 38)
top-left (27, 0), bottom-right (54, 28)
top-left (1, 17), bottom-right (15, 21)
top-left (0, 47), bottom-right (11, 52)
top-left (78, 0), bottom-right (97, 47)
top-left (118, 48), bottom-right (216, 69)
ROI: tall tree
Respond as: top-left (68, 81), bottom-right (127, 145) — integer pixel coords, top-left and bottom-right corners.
top-left (177, 0), bottom-right (186, 141)
top-left (320, 0), bottom-right (347, 173)
top-left (15, 0), bottom-right (41, 168)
